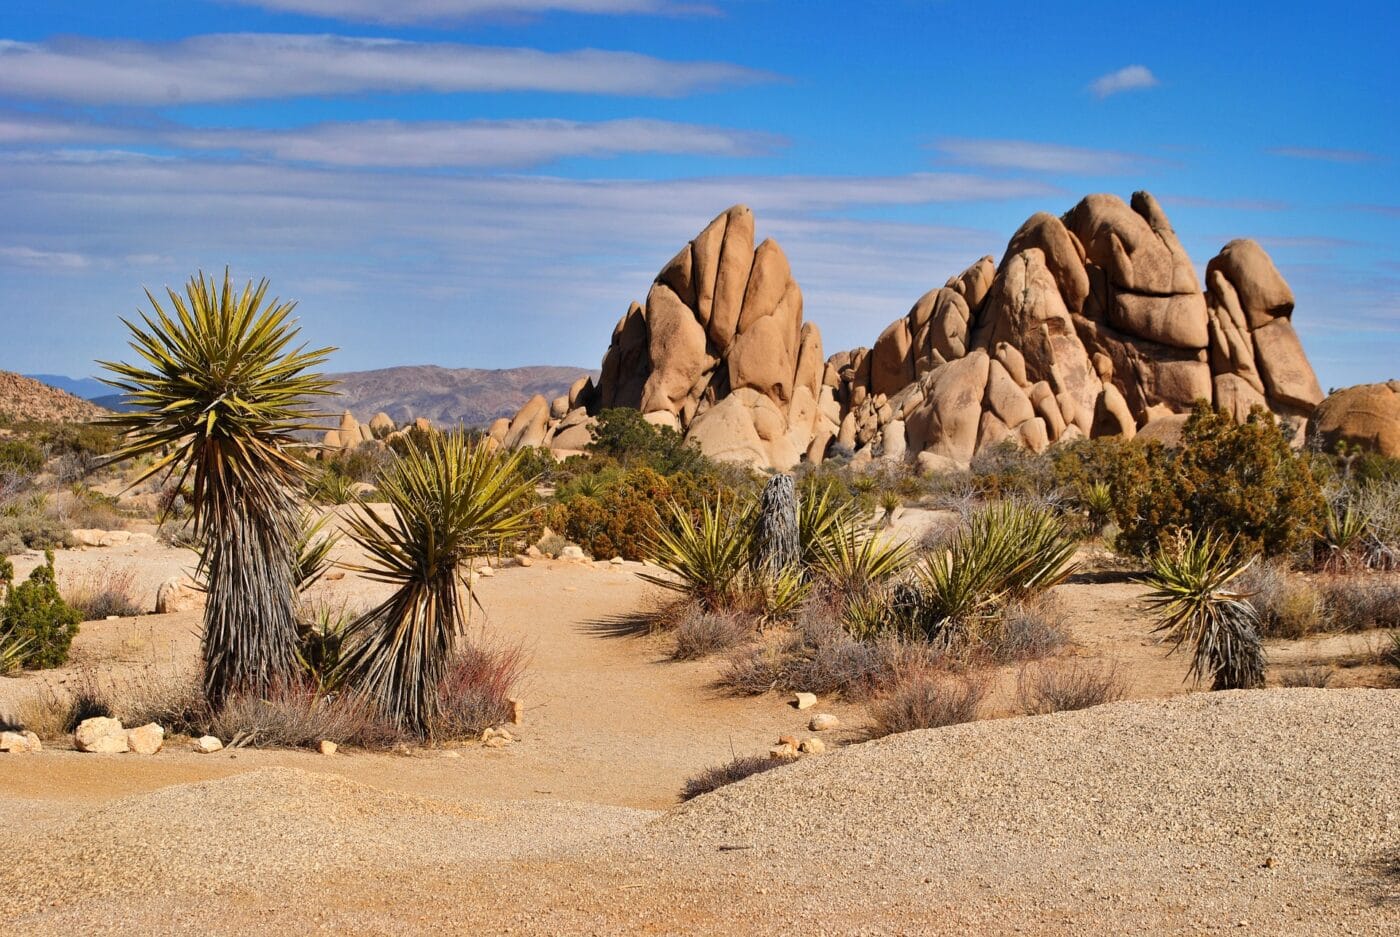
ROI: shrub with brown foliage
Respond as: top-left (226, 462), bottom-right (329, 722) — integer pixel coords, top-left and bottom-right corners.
top-left (671, 604), bottom-right (755, 660)
top-left (681, 755), bottom-right (786, 801)
top-left (63, 566), bottom-right (144, 621)
top-left (429, 639), bottom-right (529, 740)
top-left (548, 467), bottom-right (740, 561)
top-left (1015, 659), bottom-right (1124, 715)
top-left (866, 670), bottom-right (986, 738)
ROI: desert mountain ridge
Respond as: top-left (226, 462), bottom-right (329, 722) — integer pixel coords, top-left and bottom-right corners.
top-left (322, 364), bottom-right (598, 429)
top-left (0, 371), bottom-right (109, 424)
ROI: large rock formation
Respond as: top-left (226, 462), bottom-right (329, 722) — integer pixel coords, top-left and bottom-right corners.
top-left (820, 191), bottom-right (1325, 467)
top-left (494, 192), bottom-right (1333, 470)
top-left (496, 205), bottom-right (827, 469)
top-left (1309, 382), bottom-right (1400, 458)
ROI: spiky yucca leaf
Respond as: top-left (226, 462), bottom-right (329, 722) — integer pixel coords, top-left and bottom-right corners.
top-left (739, 564), bottom-right (811, 625)
top-left (1142, 530), bottom-right (1265, 691)
top-left (99, 270), bottom-right (334, 706)
top-left (810, 523), bottom-right (914, 596)
top-left (1316, 499), bottom-right (1370, 570)
top-left (336, 432), bottom-right (537, 735)
top-left (641, 499), bottom-right (755, 610)
top-left (293, 511), bottom-right (340, 592)
top-left (903, 501), bottom-right (1078, 644)
top-left (797, 479), bottom-right (858, 568)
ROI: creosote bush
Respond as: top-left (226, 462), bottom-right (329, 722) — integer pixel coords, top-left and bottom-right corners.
top-left (1318, 575), bottom-right (1400, 632)
top-left (681, 755), bottom-right (786, 801)
top-left (1092, 403), bottom-right (1323, 558)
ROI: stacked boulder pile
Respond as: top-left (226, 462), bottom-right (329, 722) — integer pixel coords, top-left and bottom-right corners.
top-left (487, 192), bottom-right (1342, 470)
top-left (319, 411), bottom-right (431, 457)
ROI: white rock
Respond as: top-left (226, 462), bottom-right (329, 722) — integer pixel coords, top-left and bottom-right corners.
top-left (318, 740), bottom-right (337, 756)
top-left (0, 730), bottom-right (37, 753)
top-left (192, 735), bottom-right (223, 754)
top-left (809, 713), bottom-right (841, 732)
top-left (74, 717), bottom-right (128, 753)
top-left (793, 692), bottom-right (818, 710)
top-left (126, 723), bottom-right (165, 755)
top-left (799, 738), bottom-right (827, 755)
top-left (476, 564), bottom-right (495, 578)
top-left (559, 545), bottom-right (587, 561)
top-left (609, 556), bottom-right (624, 565)
top-left (516, 555), bottom-right (534, 568)
top-left (155, 577), bottom-right (202, 614)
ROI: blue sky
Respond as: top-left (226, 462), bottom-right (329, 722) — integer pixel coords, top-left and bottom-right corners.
top-left (1, 0), bottom-right (1395, 389)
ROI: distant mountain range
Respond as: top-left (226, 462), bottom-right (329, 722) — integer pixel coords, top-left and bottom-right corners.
top-left (324, 365), bottom-right (594, 428)
top-left (25, 364), bottom-right (595, 428)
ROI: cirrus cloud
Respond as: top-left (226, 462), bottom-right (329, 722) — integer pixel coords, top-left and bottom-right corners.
top-left (933, 138), bottom-right (1156, 175)
top-left (0, 34), bottom-right (771, 105)
top-left (222, 0), bottom-right (716, 24)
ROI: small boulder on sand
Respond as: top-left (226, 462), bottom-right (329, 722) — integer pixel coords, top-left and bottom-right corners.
top-left (809, 713), bottom-right (840, 732)
top-left (799, 738), bottom-right (826, 755)
top-left (793, 692), bottom-right (817, 710)
top-left (318, 740), bottom-right (337, 756)
top-left (126, 723), bottom-right (165, 755)
top-left (0, 730), bottom-right (41, 753)
top-left (75, 717), bottom-right (128, 754)
top-left (192, 735), bottom-right (223, 754)
top-left (155, 577), bottom-right (202, 614)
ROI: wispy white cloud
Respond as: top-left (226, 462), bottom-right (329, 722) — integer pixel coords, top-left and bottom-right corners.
top-left (1159, 193), bottom-right (1291, 212)
top-left (1268, 146), bottom-right (1379, 164)
top-left (173, 118), bottom-right (782, 168)
top-left (932, 138), bottom-right (1154, 175)
top-left (0, 34), bottom-right (770, 105)
top-left (0, 152), bottom-right (1053, 372)
top-left (1088, 65), bottom-right (1158, 98)
top-left (0, 245), bottom-right (90, 269)
top-left (223, 0), bottom-right (714, 24)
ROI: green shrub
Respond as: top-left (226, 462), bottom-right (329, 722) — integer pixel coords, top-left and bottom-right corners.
top-left (1109, 404), bottom-right (1322, 558)
top-left (587, 408), bottom-right (711, 475)
top-left (1, 551), bottom-right (82, 669)
top-left (0, 439), bottom-right (44, 475)
top-left (549, 466), bottom-right (734, 561)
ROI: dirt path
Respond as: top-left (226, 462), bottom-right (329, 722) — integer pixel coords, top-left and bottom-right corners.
top-left (0, 546), bottom-right (864, 814)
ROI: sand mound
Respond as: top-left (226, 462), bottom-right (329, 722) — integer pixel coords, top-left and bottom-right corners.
top-left (0, 767), bottom-right (645, 914)
top-left (654, 689), bottom-right (1399, 870)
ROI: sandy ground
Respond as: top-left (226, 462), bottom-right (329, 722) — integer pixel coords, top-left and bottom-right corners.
top-left (1, 515), bottom-right (1396, 934)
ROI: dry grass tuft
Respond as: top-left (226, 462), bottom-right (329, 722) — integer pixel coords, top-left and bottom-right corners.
top-left (1278, 666), bottom-right (1336, 688)
top-left (429, 639), bottom-right (529, 741)
top-left (1016, 659), bottom-right (1125, 715)
top-left (866, 670), bottom-right (986, 738)
top-left (14, 670), bottom-right (115, 738)
top-left (1241, 562), bottom-right (1327, 639)
top-left (681, 755), bottom-right (786, 801)
top-left (63, 566), bottom-right (144, 621)
top-left (987, 595), bottom-right (1070, 663)
top-left (1319, 575), bottom-right (1400, 633)
top-left (671, 605), bottom-right (755, 661)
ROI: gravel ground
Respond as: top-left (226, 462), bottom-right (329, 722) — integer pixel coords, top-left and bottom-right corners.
top-left (2, 689), bottom-right (1395, 935)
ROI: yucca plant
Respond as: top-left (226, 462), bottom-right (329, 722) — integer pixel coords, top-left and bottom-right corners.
top-left (334, 432), bottom-right (536, 735)
top-left (1315, 498), bottom-right (1370, 571)
top-left (901, 501), bottom-right (1077, 645)
top-left (293, 511), bottom-right (340, 592)
top-left (1142, 530), bottom-right (1265, 691)
top-left (100, 270), bottom-right (334, 707)
top-left (310, 470), bottom-right (356, 506)
top-left (642, 499), bottom-right (755, 611)
top-left (797, 479), bottom-right (857, 569)
top-left (1079, 481), bottom-right (1114, 534)
top-left (738, 564), bottom-right (811, 625)
top-left (810, 522), bottom-right (914, 597)
top-left (753, 474), bottom-right (800, 573)
top-left (878, 490), bottom-right (902, 527)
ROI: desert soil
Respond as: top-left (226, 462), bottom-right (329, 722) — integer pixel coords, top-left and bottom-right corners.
top-left (0, 516), bottom-right (1396, 935)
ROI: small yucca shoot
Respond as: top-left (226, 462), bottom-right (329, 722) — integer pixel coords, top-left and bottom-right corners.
top-left (1142, 530), bottom-right (1266, 691)
top-left (641, 499), bottom-right (755, 611)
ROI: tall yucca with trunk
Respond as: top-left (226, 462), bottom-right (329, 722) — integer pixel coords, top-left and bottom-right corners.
top-left (101, 270), bottom-right (334, 707)
top-left (337, 432), bottom-right (536, 735)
